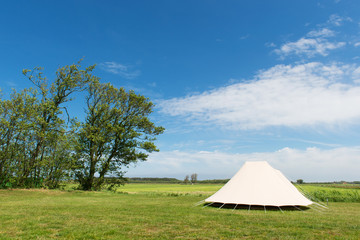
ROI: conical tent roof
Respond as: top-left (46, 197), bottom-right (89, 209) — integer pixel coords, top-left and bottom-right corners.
top-left (205, 161), bottom-right (312, 207)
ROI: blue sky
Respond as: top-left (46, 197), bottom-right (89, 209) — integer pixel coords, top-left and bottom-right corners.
top-left (1, 0), bottom-right (360, 181)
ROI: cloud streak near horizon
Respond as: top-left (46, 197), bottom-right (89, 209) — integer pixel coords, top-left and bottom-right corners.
top-left (127, 146), bottom-right (360, 181)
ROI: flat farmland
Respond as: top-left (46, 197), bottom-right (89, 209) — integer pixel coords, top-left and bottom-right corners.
top-left (116, 183), bottom-right (223, 195)
top-left (0, 184), bottom-right (359, 239)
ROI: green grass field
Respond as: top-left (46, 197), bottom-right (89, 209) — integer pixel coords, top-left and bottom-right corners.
top-left (297, 184), bottom-right (360, 203)
top-left (116, 183), bottom-right (223, 195)
top-left (115, 183), bottom-right (360, 202)
top-left (1, 184), bottom-right (360, 239)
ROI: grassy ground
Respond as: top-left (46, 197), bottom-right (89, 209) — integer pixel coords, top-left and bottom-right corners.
top-left (116, 183), bottom-right (223, 195)
top-left (116, 183), bottom-right (360, 202)
top-left (1, 185), bottom-right (360, 239)
top-left (297, 184), bottom-right (360, 202)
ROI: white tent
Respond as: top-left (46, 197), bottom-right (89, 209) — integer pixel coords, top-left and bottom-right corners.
top-left (205, 161), bottom-right (313, 207)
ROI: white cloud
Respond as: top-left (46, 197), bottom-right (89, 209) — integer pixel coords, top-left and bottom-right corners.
top-left (327, 14), bottom-right (352, 26)
top-left (159, 62), bottom-right (360, 130)
top-left (275, 38), bottom-right (345, 57)
top-left (354, 42), bottom-right (360, 47)
top-left (265, 42), bottom-right (276, 48)
top-left (100, 61), bottom-right (140, 79)
top-left (126, 147), bottom-right (360, 181)
top-left (274, 27), bottom-right (345, 58)
top-left (275, 14), bottom-right (353, 58)
top-left (353, 67), bottom-right (360, 76)
top-left (353, 67), bottom-right (360, 83)
top-left (307, 28), bottom-right (335, 38)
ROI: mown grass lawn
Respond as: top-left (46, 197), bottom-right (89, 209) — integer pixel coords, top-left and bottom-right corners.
top-left (0, 185), bottom-right (360, 239)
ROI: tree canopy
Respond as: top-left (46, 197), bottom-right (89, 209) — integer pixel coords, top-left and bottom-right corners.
top-left (74, 80), bottom-right (164, 190)
top-left (0, 61), bottom-right (164, 190)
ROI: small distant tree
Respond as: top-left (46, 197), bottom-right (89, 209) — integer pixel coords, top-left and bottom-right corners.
top-left (296, 179), bottom-right (304, 184)
top-left (190, 173), bottom-right (198, 184)
top-left (184, 175), bottom-right (189, 184)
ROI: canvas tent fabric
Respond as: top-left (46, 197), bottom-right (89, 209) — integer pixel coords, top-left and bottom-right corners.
top-left (205, 161), bottom-right (313, 207)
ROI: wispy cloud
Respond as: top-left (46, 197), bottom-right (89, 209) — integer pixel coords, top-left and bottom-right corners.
top-left (159, 62), bottom-right (360, 130)
top-left (275, 38), bottom-right (345, 58)
top-left (307, 28), bottom-right (335, 38)
top-left (274, 15), bottom-right (353, 59)
top-left (239, 34), bottom-right (250, 40)
top-left (127, 147), bottom-right (360, 181)
top-left (284, 138), bottom-right (342, 148)
top-left (100, 61), bottom-right (141, 79)
top-left (265, 42), bottom-right (276, 48)
top-left (6, 81), bottom-right (17, 87)
top-left (327, 14), bottom-right (352, 26)
top-left (274, 27), bottom-right (345, 58)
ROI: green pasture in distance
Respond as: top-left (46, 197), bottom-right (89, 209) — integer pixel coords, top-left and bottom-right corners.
top-left (63, 182), bottom-right (360, 203)
top-left (116, 183), bottom-right (223, 195)
top-left (64, 182), bottom-right (360, 202)
top-left (0, 189), bottom-right (360, 239)
top-left (116, 183), bottom-right (360, 202)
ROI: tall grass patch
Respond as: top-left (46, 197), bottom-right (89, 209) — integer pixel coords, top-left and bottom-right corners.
top-left (298, 185), bottom-right (360, 203)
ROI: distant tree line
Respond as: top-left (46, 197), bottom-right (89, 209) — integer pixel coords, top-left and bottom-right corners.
top-left (182, 174), bottom-right (229, 184)
top-left (126, 177), bottom-right (230, 184)
top-left (0, 61), bottom-right (164, 190)
top-left (197, 179), bottom-right (230, 184)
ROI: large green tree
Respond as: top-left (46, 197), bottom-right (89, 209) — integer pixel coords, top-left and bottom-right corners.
top-left (19, 62), bottom-right (96, 187)
top-left (0, 61), bottom-right (162, 190)
top-left (74, 80), bottom-right (164, 190)
top-left (0, 61), bottom-right (96, 188)
top-left (20, 62), bottom-right (96, 185)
